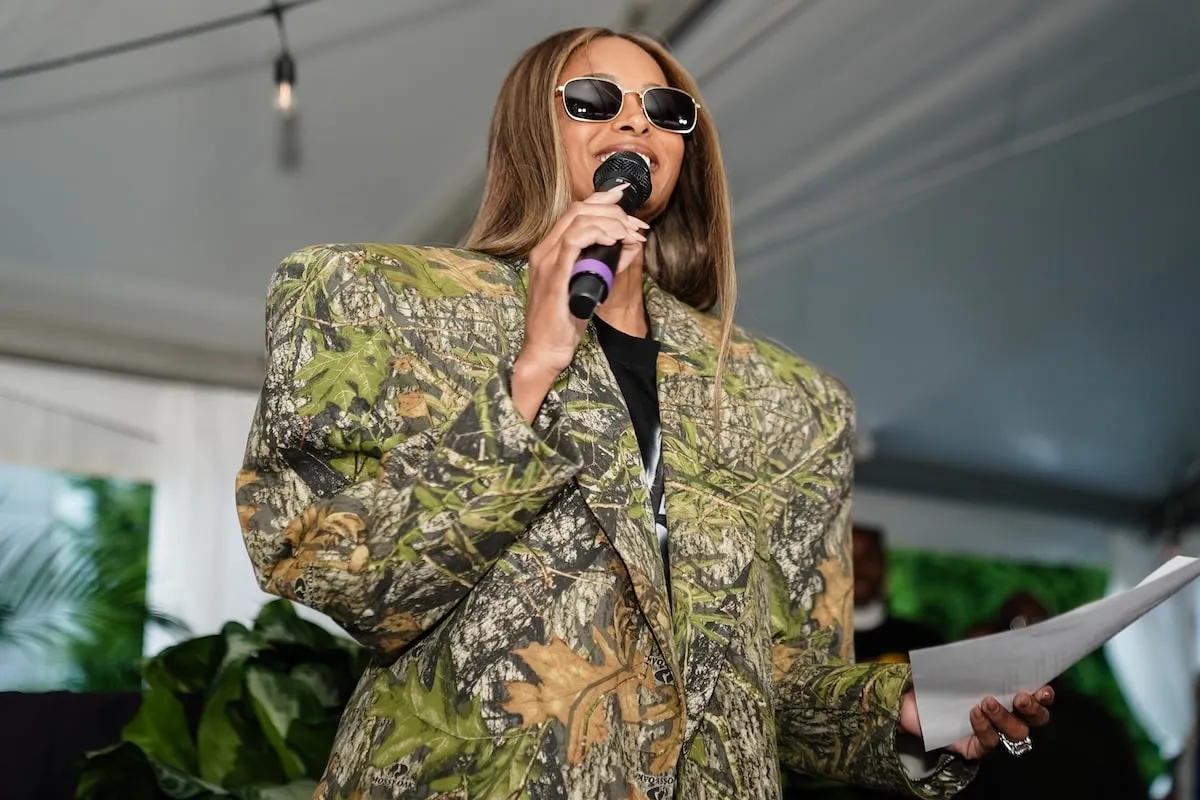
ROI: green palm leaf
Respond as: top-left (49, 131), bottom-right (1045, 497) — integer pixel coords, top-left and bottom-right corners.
top-left (0, 532), bottom-right (99, 651)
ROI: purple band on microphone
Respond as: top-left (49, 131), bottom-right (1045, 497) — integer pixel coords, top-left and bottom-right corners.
top-left (570, 258), bottom-right (614, 289)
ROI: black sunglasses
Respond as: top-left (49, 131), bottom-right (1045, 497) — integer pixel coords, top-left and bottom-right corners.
top-left (556, 76), bottom-right (700, 134)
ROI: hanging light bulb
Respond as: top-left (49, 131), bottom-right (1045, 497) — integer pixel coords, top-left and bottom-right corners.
top-left (274, 50), bottom-right (296, 114)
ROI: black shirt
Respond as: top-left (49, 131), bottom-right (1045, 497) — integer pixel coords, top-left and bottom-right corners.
top-left (592, 316), bottom-right (669, 576)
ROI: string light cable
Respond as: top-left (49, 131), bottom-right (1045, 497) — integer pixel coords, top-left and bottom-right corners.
top-left (0, 0), bottom-right (324, 110)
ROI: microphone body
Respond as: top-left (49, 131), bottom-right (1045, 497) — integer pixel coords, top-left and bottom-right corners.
top-left (568, 152), bottom-right (653, 320)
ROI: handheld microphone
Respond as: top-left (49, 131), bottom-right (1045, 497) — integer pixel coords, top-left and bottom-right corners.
top-left (568, 151), bottom-right (653, 320)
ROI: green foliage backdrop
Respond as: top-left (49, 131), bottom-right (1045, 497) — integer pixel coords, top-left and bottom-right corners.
top-left (886, 547), bottom-right (1167, 785)
top-left (65, 477), bottom-right (157, 690)
top-left (63, 477), bottom-right (191, 691)
top-left (0, 472), bottom-right (181, 691)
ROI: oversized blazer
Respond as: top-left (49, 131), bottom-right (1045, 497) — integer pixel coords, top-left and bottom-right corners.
top-left (236, 244), bottom-right (972, 800)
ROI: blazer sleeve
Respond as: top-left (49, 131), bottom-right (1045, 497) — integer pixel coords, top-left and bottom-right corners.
top-left (766, 379), bottom-right (975, 798)
top-left (236, 244), bottom-right (583, 654)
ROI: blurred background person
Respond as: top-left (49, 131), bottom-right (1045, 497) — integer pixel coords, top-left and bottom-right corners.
top-left (852, 524), bottom-right (945, 664)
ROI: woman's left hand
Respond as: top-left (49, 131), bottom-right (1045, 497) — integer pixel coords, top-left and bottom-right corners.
top-left (899, 686), bottom-right (1054, 760)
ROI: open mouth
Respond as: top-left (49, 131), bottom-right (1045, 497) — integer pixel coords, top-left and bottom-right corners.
top-left (596, 150), bottom-right (655, 171)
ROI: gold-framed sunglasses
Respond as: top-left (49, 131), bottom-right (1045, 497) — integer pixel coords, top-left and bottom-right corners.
top-left (555, 76), bottom-right (700, 134)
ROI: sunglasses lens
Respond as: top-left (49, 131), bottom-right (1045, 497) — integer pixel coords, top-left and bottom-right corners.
top-left (562, 78), bottom-right (624, 122)
top-left (643, 87), bottom-right (697, 132)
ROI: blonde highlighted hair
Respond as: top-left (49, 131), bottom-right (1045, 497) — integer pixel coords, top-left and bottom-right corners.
top-left (463, 27), bottom-right (737, 410)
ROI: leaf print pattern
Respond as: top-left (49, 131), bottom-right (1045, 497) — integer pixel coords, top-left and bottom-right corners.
top-left (503, 628), bottom-right (650, 766)
top-left (294, 328), bottom-right (394, 414)
top-left (365, 647), bottom-right (542, 798)
top-left (237, 244), bottom-right (977, 799)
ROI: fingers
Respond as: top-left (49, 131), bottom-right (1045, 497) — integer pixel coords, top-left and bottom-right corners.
top-left (957, 691), bottom-right (1051, 761)
top-left (969, 704), bottom-right (1000, 754)
top-left (1013, 690), bottom-right (1052, 727)
top-left (537, 188), bottom-right (649, 259)
top-left (560, 216), bottom-right (646, 250)
top-left (1008, 686), bottom-right (1056, 729)
top-left (531, 213), bottom-right (643, 275)
top-left (581, 184), bottom-right (631, 205)
top-left (981, 696), bottom-right (1031, 742)
top-left (580, 184), bottom-right (652, 229)
top-left (565, 205), bottom-right (647, 241)
top-left (545, 213), bottom-right (646, 288)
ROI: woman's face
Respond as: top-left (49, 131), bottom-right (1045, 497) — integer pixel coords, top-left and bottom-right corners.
top-left (556, 37), bottom-right (686, 220)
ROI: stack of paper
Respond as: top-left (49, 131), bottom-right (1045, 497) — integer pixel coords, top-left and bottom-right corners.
top-left (910, 555), bottom-right (1200, 750)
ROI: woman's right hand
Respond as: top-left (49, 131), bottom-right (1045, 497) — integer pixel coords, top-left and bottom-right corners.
top-left (511, 185), bottom-right (648, 422)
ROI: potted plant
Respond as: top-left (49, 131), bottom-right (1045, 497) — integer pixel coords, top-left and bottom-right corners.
top-left (76, 600), bottom-right (369, 799)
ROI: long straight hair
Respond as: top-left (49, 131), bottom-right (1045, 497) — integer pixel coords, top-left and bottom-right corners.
top-left (463, 27), bottom-right (737, 413)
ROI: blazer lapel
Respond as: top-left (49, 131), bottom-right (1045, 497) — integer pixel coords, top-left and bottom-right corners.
top-left (556, 322), bottom-right (683, 691)
top-left (646, 280), bottom-right (757, 745)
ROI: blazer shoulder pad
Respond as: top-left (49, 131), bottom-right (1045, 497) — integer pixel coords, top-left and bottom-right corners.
top-left (270, 243), bottom-right (523, 302)
top-left (747, 333), bottom-right (855, 428)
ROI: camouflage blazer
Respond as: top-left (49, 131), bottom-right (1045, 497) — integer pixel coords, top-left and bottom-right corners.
top-left (236, 244), bottom-right (973, 800)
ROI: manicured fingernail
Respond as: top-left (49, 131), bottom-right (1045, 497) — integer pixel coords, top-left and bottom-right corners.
top-left (971, 707), bottom-right (984, 720)
top-left (1016, 696), bottom-right (1030, 709)
top-left (986, 698), bottom-right (999, 712)
top-left (628, 216), bottom-right (650, 229)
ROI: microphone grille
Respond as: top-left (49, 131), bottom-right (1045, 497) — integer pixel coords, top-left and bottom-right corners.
top-left (592, 151), bottom-right (653, 210)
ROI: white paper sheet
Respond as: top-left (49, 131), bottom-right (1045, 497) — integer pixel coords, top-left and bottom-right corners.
top-left (908, 555), bottom-right (1200, 751)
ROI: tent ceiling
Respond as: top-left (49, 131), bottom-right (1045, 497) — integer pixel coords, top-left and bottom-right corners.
top-left (1, 0), bottom-right (1197, 517)
top-left (0, 0), bottom-right (701, 380)
top-left (678, 0), bottom-right (1200, 511)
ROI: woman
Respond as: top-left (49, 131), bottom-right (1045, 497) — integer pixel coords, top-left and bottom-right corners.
top-left (237, 27), bottom-right (1052, 800)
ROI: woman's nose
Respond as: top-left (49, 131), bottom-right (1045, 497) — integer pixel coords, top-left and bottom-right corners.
top-left (612, 91), bottom-right (651, 134)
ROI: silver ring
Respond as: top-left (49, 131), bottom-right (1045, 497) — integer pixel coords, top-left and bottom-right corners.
top-left (997, 732), bottom-right (1033, 757)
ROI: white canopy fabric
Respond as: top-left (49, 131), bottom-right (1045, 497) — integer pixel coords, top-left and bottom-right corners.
top-left (0, 0), bottom-right (698, 384)
top-left (1, 0), bottom-right (1197, 510)
top-left (676, 0), bottom-right (1200, 507)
